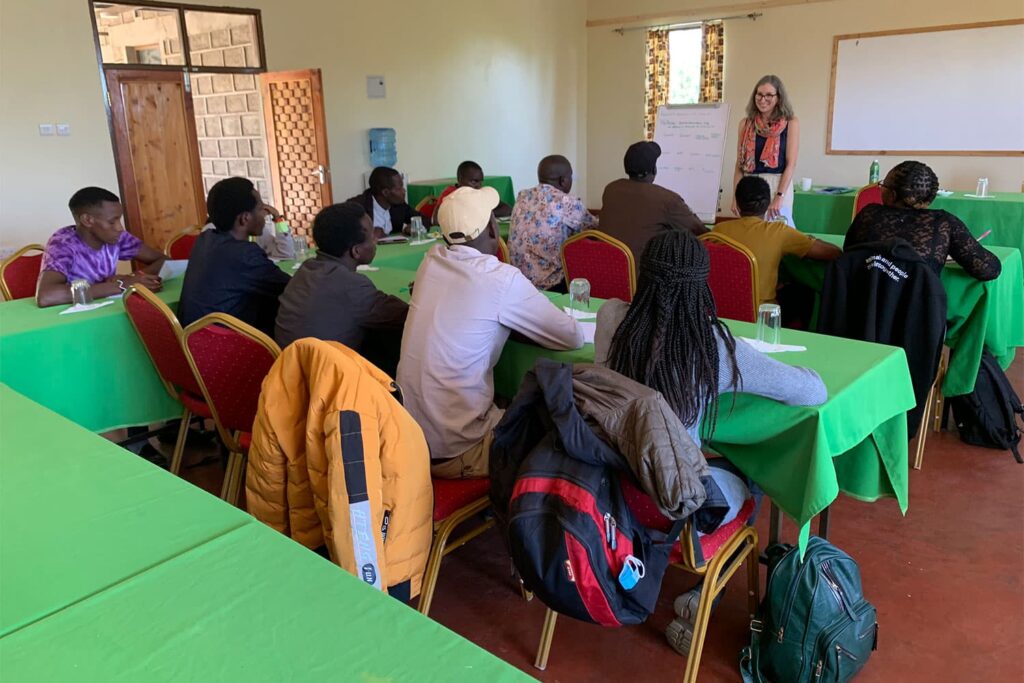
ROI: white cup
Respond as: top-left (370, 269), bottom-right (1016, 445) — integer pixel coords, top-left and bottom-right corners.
top-left (799, 177), bottom-right (813, 191)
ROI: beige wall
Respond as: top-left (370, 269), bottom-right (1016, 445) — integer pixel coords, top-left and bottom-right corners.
top-left (586, 0), bottom-right (1024, 213)
top-left (0, 0), bottom-right (588, 250)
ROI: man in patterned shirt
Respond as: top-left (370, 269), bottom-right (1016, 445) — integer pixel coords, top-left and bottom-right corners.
top-left (509, 155), bottom-right (597, 291)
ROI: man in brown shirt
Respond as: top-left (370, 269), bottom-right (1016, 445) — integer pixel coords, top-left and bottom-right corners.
top-left (599, 141), bottom-right (707, 260)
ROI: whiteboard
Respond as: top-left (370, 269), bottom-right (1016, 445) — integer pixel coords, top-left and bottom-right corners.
top-left (828, 21), bottom-right (1024, 154)
top-left (653, 104), bottom-right (731, 223)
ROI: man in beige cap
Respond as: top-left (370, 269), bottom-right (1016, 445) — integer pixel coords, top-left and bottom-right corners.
top-left (397, 186), bottom-right (585, 479)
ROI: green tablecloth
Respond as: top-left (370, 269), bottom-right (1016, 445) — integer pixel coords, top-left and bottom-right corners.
top-left (494, 294), bottom-right (914, 551)
top-left (793, 188), bottom-right (1024, 259)
top-left (408, 176), bottom-right (516, 209)
top-left (781, 234), bottom-right (1024, 396)
top-left (0, 260), bottom-right (417, 432)
top-left (0, 385), bottom-right (532, 682)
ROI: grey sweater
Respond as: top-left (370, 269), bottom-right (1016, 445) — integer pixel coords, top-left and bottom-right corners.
top-left (594, 299), bottom-right (827, 447)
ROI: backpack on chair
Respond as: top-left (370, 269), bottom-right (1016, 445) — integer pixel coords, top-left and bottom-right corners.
top-left (948, 350), bottom-right (1024, 463)
top-left (741, 537), bottom-right (878, 683)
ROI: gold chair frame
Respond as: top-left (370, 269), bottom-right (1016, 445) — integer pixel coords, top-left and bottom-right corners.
top-left (182, 312), bottom-right (281, 505)
top-left (0, 243), bottom-right (45, 301)
top-left (560, 230), bottom-right (637, 299)
top-left (699, 232), bottom-right (761, 320)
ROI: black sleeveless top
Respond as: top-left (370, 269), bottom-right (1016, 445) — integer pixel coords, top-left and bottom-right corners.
top-left (753, 127), bottom-right (787, 174)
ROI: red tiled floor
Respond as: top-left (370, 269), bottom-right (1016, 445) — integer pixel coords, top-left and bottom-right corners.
top-left (179, 357), bottom-right (1024, 682)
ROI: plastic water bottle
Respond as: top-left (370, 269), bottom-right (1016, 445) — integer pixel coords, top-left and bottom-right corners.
top-left (869, 160), bottom-right (880, 184)
top-left (369, 128), bottom-right (397, 167)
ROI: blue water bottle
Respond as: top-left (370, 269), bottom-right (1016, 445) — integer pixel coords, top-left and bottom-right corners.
top-left (369, 128), bottom-right (397, 167)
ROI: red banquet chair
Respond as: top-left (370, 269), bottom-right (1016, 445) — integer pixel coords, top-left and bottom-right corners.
top-left (164, 227), bottom-right (202, 259)
top-left (852, 183), bottom-right (882, 218)
top-left (560, 230), bottom-right (636, 301)
top-left (0, 244), bottom-right (45, 301)
top-left (417, 477), bottom-right (496, 616)
top-left (699, 233), bottom-right (760, 323)
top-left (534, 475), bottom-right (759, 683)
top-left (123, 285), bottom-right (213, 475)
top-left (183, 313), bottom-right (281, 505)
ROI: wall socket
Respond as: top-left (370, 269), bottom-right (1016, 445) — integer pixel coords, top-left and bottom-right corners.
top-left (56, 124), bottom-right (71, 136)
top-left (39, 124), bottom-right (54, 136)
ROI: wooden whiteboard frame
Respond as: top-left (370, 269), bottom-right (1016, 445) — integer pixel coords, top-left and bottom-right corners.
top-left (826, 18), bottom-right (1024, 157)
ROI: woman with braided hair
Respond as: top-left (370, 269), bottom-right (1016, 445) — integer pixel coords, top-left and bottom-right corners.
top-left (593, 229), bottom-right (826, 657)
top-left (594, 230), bottom-right (826, 447)
top-left (844, 160), bottom-right (1001, 280)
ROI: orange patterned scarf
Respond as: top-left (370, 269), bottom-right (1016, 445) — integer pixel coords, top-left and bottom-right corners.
top-left (739, 115), bottom-right (788, 173)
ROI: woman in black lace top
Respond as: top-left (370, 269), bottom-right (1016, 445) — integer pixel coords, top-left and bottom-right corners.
top-left (844, 161), bottom-right (1001, 280)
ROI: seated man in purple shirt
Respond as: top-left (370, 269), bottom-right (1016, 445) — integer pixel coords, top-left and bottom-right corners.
top-left (37, 187), bottom-right (165, 307)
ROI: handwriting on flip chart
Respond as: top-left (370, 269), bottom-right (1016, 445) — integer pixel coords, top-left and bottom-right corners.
top-left (653, 105), bottom-right (731, 223)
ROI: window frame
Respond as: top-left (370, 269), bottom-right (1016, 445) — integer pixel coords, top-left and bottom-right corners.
top-left (87, 0), bottom-right (267, 75)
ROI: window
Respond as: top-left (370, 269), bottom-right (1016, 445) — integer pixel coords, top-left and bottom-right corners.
top-left (90, 2), bottom-right (264, 71)
top-left (667, 27), bottom-right (701, 105)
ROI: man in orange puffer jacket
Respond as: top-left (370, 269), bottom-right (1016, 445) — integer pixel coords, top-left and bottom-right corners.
top-left (247, 338), bottom-right (433, 601)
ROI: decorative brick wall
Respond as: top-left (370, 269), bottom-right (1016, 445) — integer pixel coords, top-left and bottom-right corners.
top-left (190, 25), bottom-right (272, 204)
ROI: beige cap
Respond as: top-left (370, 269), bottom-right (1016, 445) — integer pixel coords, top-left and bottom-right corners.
top-left (437, 185), bottom-right (499, 244)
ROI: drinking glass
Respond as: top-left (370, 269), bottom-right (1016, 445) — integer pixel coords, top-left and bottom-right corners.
top-left (70, 279), bottom-right (92, 306)
top-left (756, 303), bottom-right (781, 346)
top-left (293, 235), bottom-right (309, 261)
top-left (569, 278), bottom-right (591, 319)
top-left (410, 216), bottom-right (425, 243)
top-left (975, 178), bottom-right (989, 197)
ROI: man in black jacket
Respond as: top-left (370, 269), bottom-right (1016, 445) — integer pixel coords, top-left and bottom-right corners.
top-left (346, 166), bottom-right (419, 239)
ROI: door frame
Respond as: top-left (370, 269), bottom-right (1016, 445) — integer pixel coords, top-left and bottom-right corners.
top-left (103, 68), bottom-right (207, 244)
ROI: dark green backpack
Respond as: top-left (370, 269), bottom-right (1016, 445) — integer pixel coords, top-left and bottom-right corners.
top-left (741, 537), bottom-right (878, 682)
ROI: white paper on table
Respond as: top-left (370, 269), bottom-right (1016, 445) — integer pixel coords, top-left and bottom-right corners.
top-left (963, 194), bottom-right (995, 199)
top-left (739, 336), bottom-right (806, 353)
top-left (578, 321), bottom-right (596, 344)
top-left (408, 238), bottom-right (436, 246)
top-left (563, 306), bottom-right (596, 320)
top-left (356, 264), bottom-right (379, 272)
top-left (60, 300), bottom-right (115, 315)
top-left (158, 259), bottom-right (189, 280)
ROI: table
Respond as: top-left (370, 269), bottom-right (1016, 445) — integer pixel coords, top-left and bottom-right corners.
top-left (793, 188), bottom-right (1024, 259)
top-left (408, 176), bottom-right (517, 209)
top-left (0, 255), bottom-right (418, 432)
top-left (0, 385), bottom-right (532, 682)
top-left (781, 234), bottom-right (1024, 396)
top-left (495, 294), bottom-right (915, 552)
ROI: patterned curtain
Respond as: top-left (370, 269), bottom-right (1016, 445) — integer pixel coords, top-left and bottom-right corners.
top-left (699, 22), bottom-right (725, 103)
top-left (644, 29), bottom-right (670, 140)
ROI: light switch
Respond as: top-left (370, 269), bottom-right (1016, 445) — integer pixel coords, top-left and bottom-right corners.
top-left (56, 124), bottom-right (71, 136)
top-left (39, 124), bottom-right (54, 136)
top-left (366, 76), bottom-right (386, 99)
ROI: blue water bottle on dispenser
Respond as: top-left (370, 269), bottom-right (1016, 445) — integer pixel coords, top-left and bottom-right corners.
top-left (369, 128), bottom-right (397, 167)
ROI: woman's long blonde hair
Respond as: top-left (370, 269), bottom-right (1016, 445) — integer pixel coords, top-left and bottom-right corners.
top-left (745, 74), bottom-right (794, 121)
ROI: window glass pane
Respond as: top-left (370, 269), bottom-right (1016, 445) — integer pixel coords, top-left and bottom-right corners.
top-left (668, 28), bottom-right (701, 105)
top-left (185, 11), bottom-right (261, 69)
top-left (94, 3), bottom-right (184, 65)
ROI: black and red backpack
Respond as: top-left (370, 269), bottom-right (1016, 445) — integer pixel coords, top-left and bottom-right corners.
top-left (491, 359), bottom-right (684, 626)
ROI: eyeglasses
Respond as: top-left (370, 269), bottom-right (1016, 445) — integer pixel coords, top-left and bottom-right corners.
top-left (755, 93), bottom-right (777, 100)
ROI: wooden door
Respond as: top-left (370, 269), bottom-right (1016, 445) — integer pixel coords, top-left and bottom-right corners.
top-left (106, 69), bottom-right (206, 249)
top-left (260, 69), bottom-right (333, 239)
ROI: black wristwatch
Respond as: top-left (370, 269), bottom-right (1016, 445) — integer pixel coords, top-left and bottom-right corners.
top-left (776, 192), bottom-right (784, 197)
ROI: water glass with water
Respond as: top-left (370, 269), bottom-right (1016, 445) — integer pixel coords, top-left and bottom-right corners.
top-left (410, 216), bottom-right (425, 242)
top-left (976, 178), bottom-right (989, 197)
top-left (70, 279), bottom-right (92, 306)
top-left (293, 235), bottom-right (309, 261)
top-left (569, 278), bottom-right (591, 318)
top-left (756, 303), bottom-right (781, 346)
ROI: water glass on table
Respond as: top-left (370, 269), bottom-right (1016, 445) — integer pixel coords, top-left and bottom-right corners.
top-left (292, 235), bottom-right (309, 261)
top-left (756, 303), bottom-right (781, 346)
top-left (569, 278), bottom-right (591, 319)
top-left (70, 279), bottom-right (92, 306)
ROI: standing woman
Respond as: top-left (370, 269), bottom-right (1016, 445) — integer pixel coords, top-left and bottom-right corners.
top-left (732, 75), bottom-right (799, 224)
